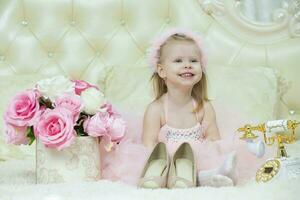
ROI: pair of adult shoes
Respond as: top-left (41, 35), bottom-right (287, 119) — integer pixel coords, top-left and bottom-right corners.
top-left (139, 142), bottom-right (196, 189)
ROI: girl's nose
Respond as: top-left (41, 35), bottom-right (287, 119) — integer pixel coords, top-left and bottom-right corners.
top-left (184, 64), bottom-right (192, 69)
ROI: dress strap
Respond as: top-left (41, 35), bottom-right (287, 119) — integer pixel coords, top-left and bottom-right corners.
top-left (194, 100), bottom-right (206, 123)
top-left (163, 95), bottom-right (168, 124)
top-left (192, 99), bottom-right (199, 122)
top-left (201, 105), bottom-right (205, 123)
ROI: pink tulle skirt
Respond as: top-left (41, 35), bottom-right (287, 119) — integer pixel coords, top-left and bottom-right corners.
top-left (101, 138), bottom-right (150, 185)
top-left (101, 101), bottom-right (274, 185)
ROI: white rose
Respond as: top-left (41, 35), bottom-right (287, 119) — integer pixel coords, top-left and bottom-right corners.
top-left (81, 87), bottom-right (106, 115)
top-left (36, 75), bottom-right (75, 101)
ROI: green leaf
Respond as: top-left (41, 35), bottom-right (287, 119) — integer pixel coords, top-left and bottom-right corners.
top-left (38, 97), bottom-right (53, 109)
top-left (26, 126), bottom-right (35, 145)
top-left (74, 125), bottom-right (88, 137)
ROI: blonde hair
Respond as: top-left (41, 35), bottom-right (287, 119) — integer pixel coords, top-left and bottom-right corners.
top-left (151, 34), bottom-right (209, 112)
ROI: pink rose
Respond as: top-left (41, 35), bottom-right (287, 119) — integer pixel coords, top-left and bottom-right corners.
top-left (4, 89), bottom-right (40, 127)
top-left (4, 123), bottom-right (28, 145)
top-left (72, 80), bottom-right (98, 95)
top-left (107, 117), bottom-right (127, 142)
top-left (83, 112), bottom-right (109, 137)
top-left (100, 117), bottom-right (126, 152)
top-left (83, 111), bottom-right (127, 151)
top-left (100, 103), bottom-right (119, 117)
top-left (34, 107), bottom-right (76, 150)
top-left (54, 94), bottom-right (82, 123)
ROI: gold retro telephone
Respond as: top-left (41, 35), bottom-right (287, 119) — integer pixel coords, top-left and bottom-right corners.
top-left (238, 119), bottom-right (300, 183)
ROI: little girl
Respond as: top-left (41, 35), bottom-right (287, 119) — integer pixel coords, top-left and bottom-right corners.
top-left (101, 28), bottom-right (269, 187)
top-left (140, 28), bottom-right (236, 188)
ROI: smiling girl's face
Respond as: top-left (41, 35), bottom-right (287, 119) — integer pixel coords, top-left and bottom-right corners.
top-left (157, 39), bottom-right (203, 88)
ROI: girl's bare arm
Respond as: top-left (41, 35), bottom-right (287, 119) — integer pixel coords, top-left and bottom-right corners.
top-left (142, 101), bottom-right (162, 149)
top-left (202, 102), bottom-right (220, 141)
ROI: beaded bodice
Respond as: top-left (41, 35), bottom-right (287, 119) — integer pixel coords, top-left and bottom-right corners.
top-left (160, 123), bottom-right (205, 143)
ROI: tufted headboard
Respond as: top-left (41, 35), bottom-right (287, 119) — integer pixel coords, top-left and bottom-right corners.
top-left (0, 0), bottom-right (299, 134)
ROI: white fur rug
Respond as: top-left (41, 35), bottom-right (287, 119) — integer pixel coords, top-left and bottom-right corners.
top-left (1, 156), bottom-right (300, 200)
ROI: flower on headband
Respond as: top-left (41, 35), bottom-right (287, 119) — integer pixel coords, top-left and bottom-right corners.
top-left (147, 27), bottom-right (208, 73)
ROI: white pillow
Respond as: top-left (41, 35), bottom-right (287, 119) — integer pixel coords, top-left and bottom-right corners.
top-left (206, 66), bottom-right (280, 122)
top-left (105, 65), bottom-right (153, 116)
top-left (104, 66), bottom-right (153, 141)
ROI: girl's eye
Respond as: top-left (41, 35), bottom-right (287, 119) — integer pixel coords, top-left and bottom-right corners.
top-left (191, 59), bottom-right (198, 63)
top-left (174, 59), bottom-right (182, 63)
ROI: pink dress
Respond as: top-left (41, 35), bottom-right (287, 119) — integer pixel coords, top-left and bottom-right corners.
top-left (101, 98), bottom-right (273, 185)
top-left (158, 97), bottom-right (229, 171)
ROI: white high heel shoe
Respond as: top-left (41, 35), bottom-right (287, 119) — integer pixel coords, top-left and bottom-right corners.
top-left (167, 142), bottom-right (196, 188)
top-left (139, 142), bottom-right (169, 189)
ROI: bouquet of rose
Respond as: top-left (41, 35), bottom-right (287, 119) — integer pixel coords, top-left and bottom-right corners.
top-left (3, 75), bottom-right (126, 151)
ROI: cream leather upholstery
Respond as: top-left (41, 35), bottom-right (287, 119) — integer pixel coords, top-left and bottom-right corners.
top-left (0, 0), bottom-right (299, 119)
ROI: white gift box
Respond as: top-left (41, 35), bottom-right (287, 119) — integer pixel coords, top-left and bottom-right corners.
top-left (36, 136), bottom-right (101, 184)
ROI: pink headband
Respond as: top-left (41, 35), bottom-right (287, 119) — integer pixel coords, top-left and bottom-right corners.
top-left (147, 27), bottom-right (208, 73)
